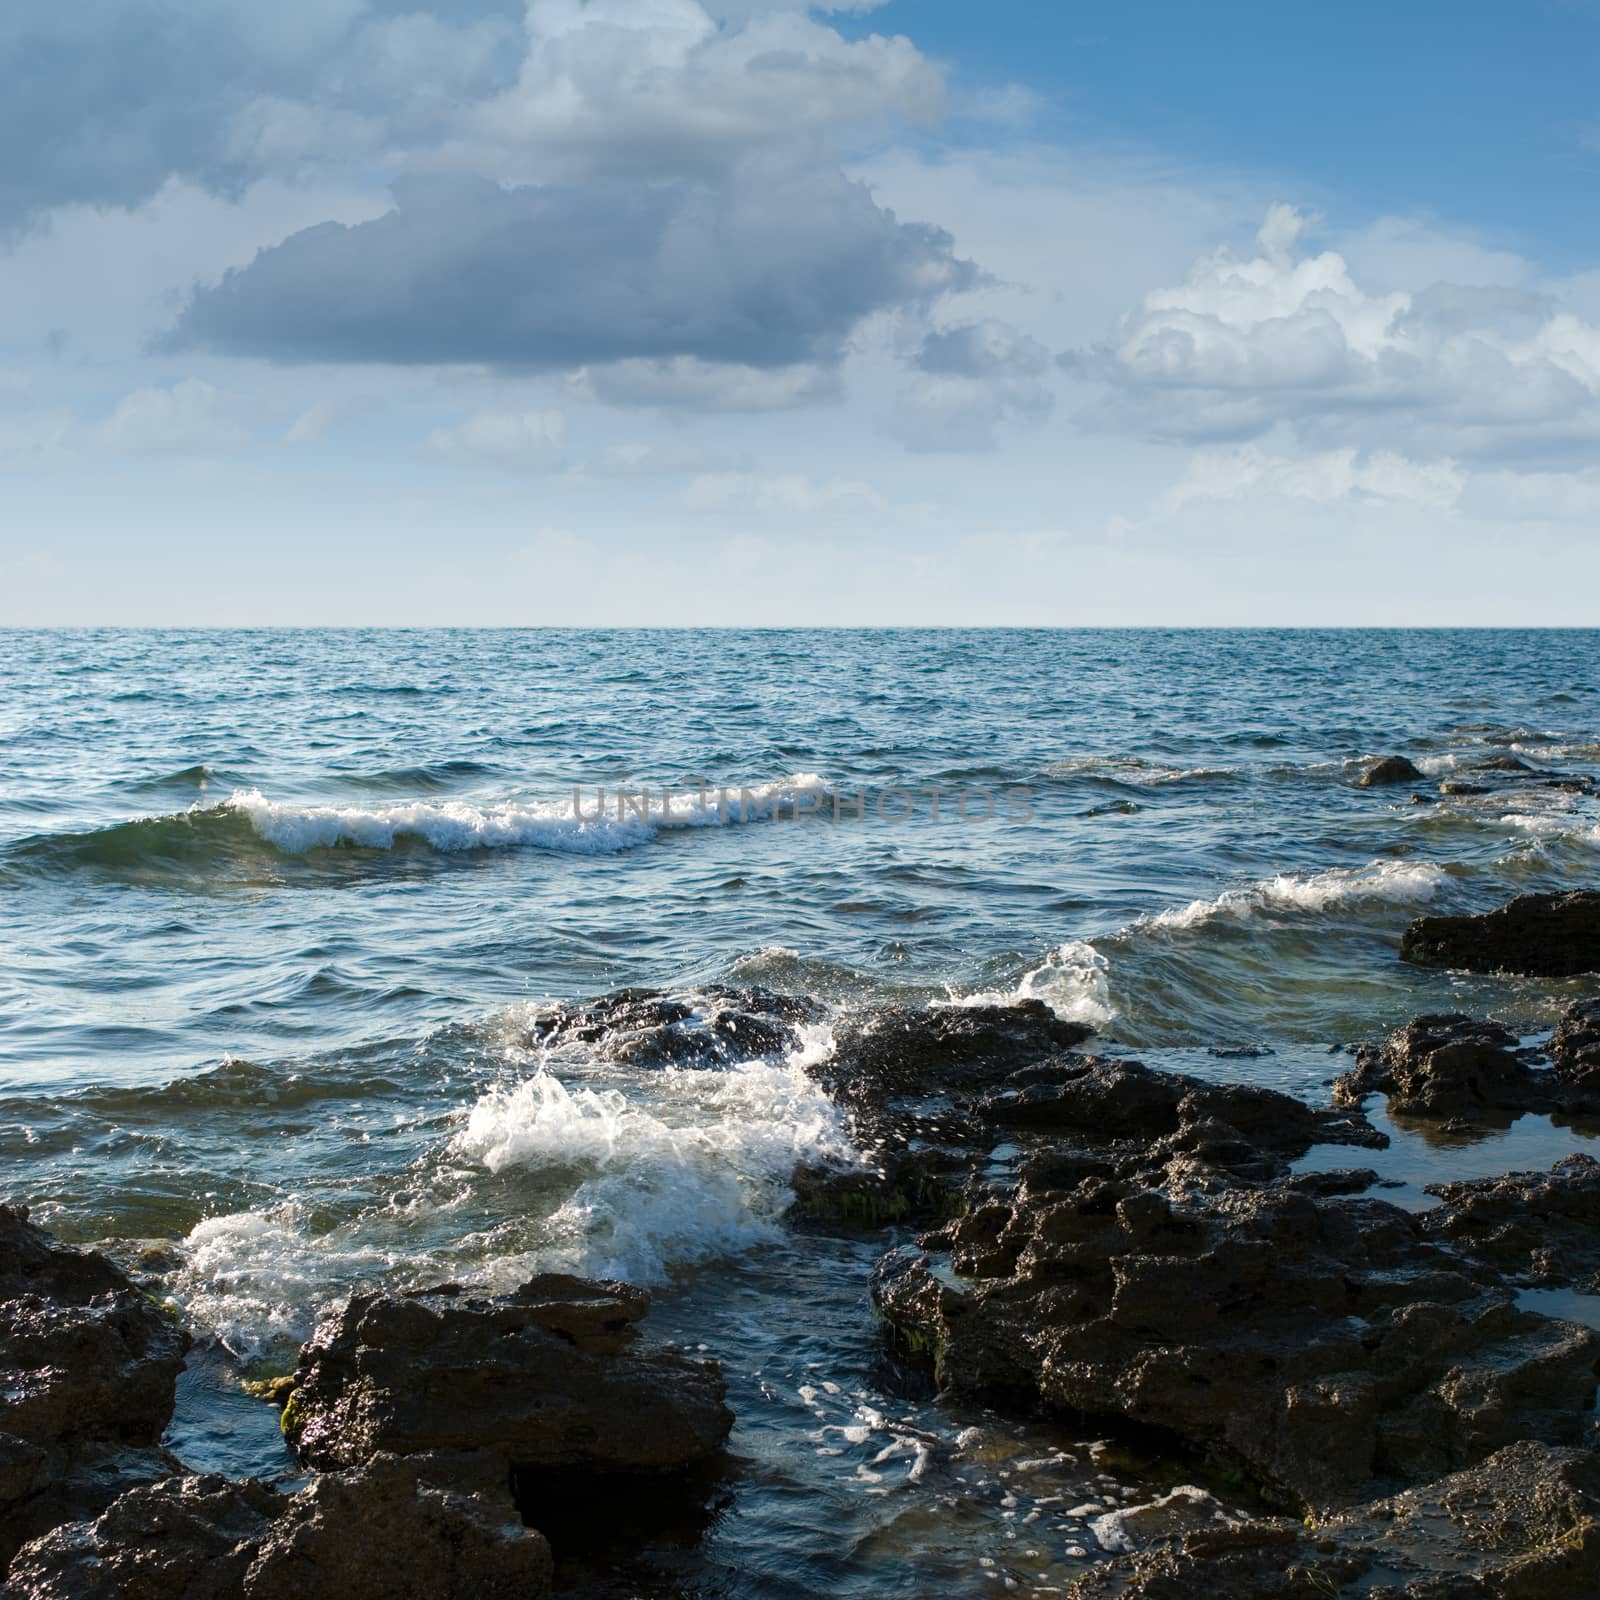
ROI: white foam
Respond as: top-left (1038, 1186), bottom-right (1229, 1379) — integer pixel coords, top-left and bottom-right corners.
top-left (951, 940), bottom-right (1116, 1027)
top-left (224, 773), bottom-right (830, 855)
top-left (1501, 812), bottom-right (1600, 850)
top-left (174, 1205), bottom-right (409, 1358)
top-left (1149, 860), bottom-right (1449, 930)
top-left (448, 1048), bottom-right (857, 1284)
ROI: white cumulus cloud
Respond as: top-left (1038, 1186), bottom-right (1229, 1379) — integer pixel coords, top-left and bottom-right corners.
top-left (1074, 204), bottom-right (1600, 463)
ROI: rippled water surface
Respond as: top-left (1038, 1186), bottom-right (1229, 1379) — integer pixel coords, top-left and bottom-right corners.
top-left (3, 627), bottom-right (1599, 1595)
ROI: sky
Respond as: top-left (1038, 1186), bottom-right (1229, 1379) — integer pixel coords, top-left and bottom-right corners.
top-left (4, 0), bottom-right (1600, 626)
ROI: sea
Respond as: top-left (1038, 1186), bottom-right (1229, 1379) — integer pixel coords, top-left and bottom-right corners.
top-left (2, 627), bottom-right (1598, 1595)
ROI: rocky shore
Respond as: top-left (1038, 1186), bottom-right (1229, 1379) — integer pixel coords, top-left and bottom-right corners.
top-left (1, 1209), bottom-right (731, 1598)
top-left (792, 988), bottom-right (1600, 1594)
top-left (4, 886), bottom-right (1600, 1597)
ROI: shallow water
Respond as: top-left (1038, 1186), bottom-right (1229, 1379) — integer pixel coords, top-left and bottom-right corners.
top-left (3, 627), bottom-right (1599, 1594)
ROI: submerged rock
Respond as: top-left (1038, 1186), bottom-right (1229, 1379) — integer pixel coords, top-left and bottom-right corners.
top-left (516, 984), bottom-right (821, 1068)
top-left (0, 1206), bottom-right (190, 1566)
top-left (1358, 755), bottom-right (1424, 787)
top-left (1065, 1441), bottom-right (1600, 1599)
top-left (280, 1275), bottom-right (732, 1482)
top-left (0, 1456), bottom-right (552, 1600)
top-left (874, 1166), bottom-right (1600, 1509)
top-left (1399, 890), bottom-right (1600, 977)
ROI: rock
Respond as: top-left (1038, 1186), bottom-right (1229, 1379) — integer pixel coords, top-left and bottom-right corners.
top-left (1438, 779), bottom-right (1489, 796)
top-left (516, 984), bottom-right (822, 1068)
top-left (1552, 997), bottom-right (1600, 1099)
top-left (1065, 1442), bottom-right (1600, 1599)
top-left (0, 1207), bottom-right (190, 1566)
top-left (1358, 756), bottom-right (1424, 787)
top-left (1, 1474), bottom-right (279, 1599)
top-left (1399, 891), bottom-right (1600, 977)
top-left (815, 1001), bottom-right (1094, 1121)
top-left (0, 1458), bottom-right (552, 1600)
top-left (1474, 754), bottom-right (1537, 774)
top-left (1333, 1014), bottom-right (1542, 1116)
top-left (874, 1171), bottom-right (1600, 1509)
top-left (243, 1455), bottom-right (551, 1600)
top-left (280, 1276), bottom-right (732, 1481)
top-left (789, 1148), bottom-right (969, 1229)
top-left (1424, 1153), bottom-right (1600, 1286)
top-left (977, 1058), bottom-right (1382, 1176)
top-left (1088, 1485), bottom-right (1243, 1554)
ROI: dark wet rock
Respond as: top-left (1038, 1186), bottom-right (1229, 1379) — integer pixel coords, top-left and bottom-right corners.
top-left (815, 1001), bottom-right (1094, 1120)
top-left (0, 1207), bottom-right (190, 1566)
top-left (1400, 891), bottom-right (1600, 977)
top-left (790, 1148), bottom-right (970, 1229)
top-left (244, 1454), bottom-right (551, 1600)
top-left (1474, 754), bottom-right (1537, 774)
top-left (1338, 1004), bottom-right (1600, 1120)
top-left (1333, 1014), bottom-right (1542, 1116)
top-left (518, 984), bottom-right (822, 1068)
top-left (1358, 756), bottom-right (1424, 787)
top-left (874, 1170), bottom-right (1600, 1509)
top-left (977, 1057), bottom-right (1383, 1176)
top-left (1424, 1153), bottom-right (1600, 1287)
top-left (1438, 779), bottom-right (1489, 796)
top-left (1065, 1442), bottom-right (1600, 1599)
top-left (0, 1457), bottom-right (552, 1600)
top-left (280, 1275), bottom-right (732, 1481)
top-left (1, 1474), bottom-right (279, 1599)
top-left (1552, 996), bottom-right (1600, 1098)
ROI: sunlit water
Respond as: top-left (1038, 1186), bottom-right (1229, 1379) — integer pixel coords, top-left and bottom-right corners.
top-left (2, 628), bottom-right (1598, 1594)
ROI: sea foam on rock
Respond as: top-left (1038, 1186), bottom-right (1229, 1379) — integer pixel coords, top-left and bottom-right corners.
top-left (0, 1207), bottom-right (726, 1596)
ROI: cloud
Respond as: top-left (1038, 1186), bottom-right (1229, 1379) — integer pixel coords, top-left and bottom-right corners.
top-left (568, 356), bottom-right (841, 411)
top-left (1165, 444), bottom-right (1463, 513)
top-left (0, 1), bottom-right (935, 232)
top-left (165, 164), bottom-right (975, 371)
top-left (883, 317), bottom-right (1055, 451)
top-left (101, 379), bottom-right (248, 453)
top-left (684, 469), bottom-right (888, 518)
top-left (471, 0), bottom-right (942, 180)
top-left (426, 408), bottom-right (567, 473)
top-left (0, 2), bottom-right (519, 230)
top-left (1071, 204), bottom-right (1600, 462)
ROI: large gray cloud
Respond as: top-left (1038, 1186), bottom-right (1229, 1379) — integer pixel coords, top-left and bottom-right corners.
top-left (163, 165), bottom-right (976, 369)
top-left (0, 1), bottom-right (937, 232)
top-left (0, 2), bottom-right (522, 230)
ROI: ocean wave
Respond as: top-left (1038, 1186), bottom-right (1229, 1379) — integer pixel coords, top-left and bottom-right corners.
top-left (1146, 860), bottom-right (1450, 931)
top-left (1501, 813), bottom-right (1600, 851)
top-left (70, 1056), bottom-right (404, 1117)
top-left (948, 940), bottom-right (1116, 1027)
top-left (1040, 756), bottom-right (1243, 788)
top-left (448, 1043), bottom-right (855, 1285)
top-left (12, 774), bottom-right (832, 870)
top-left (230, 778), bottom-right (829, 855)
top-left (174, 1205), bottom-right (414, 1359)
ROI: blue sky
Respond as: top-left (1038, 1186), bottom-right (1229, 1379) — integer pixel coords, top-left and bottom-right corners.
top-left (3, 1), bottom-right (1600, 624)
top-left (873, 1), bottom-right (1600, 261)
